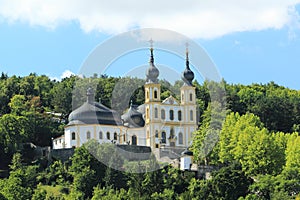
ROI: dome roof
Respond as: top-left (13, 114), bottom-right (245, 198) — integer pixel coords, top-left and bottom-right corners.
top-left (121, 102), bottom-right (145, 128)
top-left (146, 47), bottom-right (159, 83)
top-left (67, 88), bottom-right (122, 126)
top-left (181, 148), bottom-right (193, 156)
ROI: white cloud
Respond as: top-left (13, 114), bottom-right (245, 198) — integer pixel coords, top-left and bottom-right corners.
top-left (0, 0), bottom-right (299, 39)
top-left (61, 70), bottom-right (75, 79)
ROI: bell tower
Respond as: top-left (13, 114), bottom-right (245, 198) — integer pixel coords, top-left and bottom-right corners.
top-left (144, 39), bottom-right (161, 103)
top-left (180, 43), bottom-right (197, 145)
top-left (144, 40), bottom-right (161, 148)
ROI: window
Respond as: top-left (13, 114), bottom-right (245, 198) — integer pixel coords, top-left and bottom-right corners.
top-left (154, 107), bottom-right (158, 118)
top-left (132, 135), bottom-right (137, 145)
top-left (72, 132), bottom-right (76, 140)
top-left (169, 110), bottom-right (174, 120)
top-left (178, 110), bottom-right (182, 121)
top-left (182, 94), bottom-right (184, 101)
top-left (99, 131), bottom-right (103, 139)
top-left (161, 131), bottom-right (166, 144)
top-left (190, 93), bottom-right (193, 101)
top-left (161, 109), bottom-right (165, 119)
top-left (87, 131), bottom-right (91, 140)
top-left (170, 128), bottom-right (175, 139)
top-left (107, 132), bottom-right (110, 140)
top-left (114, 132), bottom-right (117, 140)
top-left (178, 132), bottom-right (183, 144)
top-left (123, 134), bottom-right (125, 142)
top-left (190, 110), bottom-right (193, 121)
top-left (146, 91), bottom-right (149, 99)
top-left (155, 130), bottom-right (158, 138)
top-left (146, 108), bottom-right (149, 119)
top-left (154, 90), bottom-right (158, 99)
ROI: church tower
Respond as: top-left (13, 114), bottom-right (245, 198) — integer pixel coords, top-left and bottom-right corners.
top-left (180, 44), bottom-right (197, 145)
top-left (144, 40), bottom-right (161, 147)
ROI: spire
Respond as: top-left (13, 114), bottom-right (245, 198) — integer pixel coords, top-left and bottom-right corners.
top-left (186, 42), bottom-right (190, 70)
top-left (149, 38), bottom-right (154, 64)
top-left (146, 39), bottom-right (159, 83)
top-left (86, 87), bottom-right (95, 103)
top-left (182, 42), bottom-right (194, 86)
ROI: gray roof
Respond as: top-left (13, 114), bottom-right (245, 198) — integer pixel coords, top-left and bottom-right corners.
top-left (68, 101), bottom-right (122, 126)
top-left (121, 104), bottom-right (145, 128)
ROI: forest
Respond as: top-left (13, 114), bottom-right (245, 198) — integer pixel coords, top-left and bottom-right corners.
top-left (0, 72), bottom-right (299, 199)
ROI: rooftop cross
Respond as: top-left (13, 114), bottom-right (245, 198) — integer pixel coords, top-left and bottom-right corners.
top-left (149, 38), bottom-right (154, 49)
top-left (149, 38), bottom-right (154, 63)
top-left (185, 42), bottom-right (189, 59)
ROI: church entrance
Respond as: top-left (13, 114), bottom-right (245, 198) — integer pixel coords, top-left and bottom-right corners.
top-left (132, 135), bottom-right (137, 145)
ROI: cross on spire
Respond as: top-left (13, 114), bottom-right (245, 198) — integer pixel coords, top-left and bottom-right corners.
top-left (149, 38), bottom-right (154, 49)
top-left (185, 42), bottom-right (189, 59)
top-left (149, 38), bottom-right (154, 64)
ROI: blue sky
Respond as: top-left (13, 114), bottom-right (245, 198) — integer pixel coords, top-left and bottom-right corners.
top-left (0, 1), bottom-right (300, 90)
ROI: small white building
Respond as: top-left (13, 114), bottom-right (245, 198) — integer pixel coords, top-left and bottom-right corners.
top-left (53, 45), bottom-right (198, 155)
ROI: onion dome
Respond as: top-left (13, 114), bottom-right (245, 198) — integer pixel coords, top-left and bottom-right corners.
top-left (182, 44), bottom-right (194, 86)
top-left (181, 148), bottom-right (193, 156)
top-left (146, 40), bottom-right (159, 83)
top-left (121, 100), bottom-right (145, 128)
top-left (68, 88), bottom-right (122, 126)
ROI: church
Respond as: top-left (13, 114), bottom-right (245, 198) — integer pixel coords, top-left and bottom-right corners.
top-left (53, 45), bottom-right (198, 154)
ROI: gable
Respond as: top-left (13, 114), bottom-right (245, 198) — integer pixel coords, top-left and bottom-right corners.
top-left (162, 96), bottom-right (179, 105)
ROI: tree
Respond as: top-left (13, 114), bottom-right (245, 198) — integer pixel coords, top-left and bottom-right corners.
top-left (8, 95), bottom-right (27, 115)
top-left (191, 101), bottom-right (226, 165)
top-left (0, 114), bottom-right (29, 154)
top-left (0, 153), bottom-right (38, 200)
top-left (210, 163), bottom-right (253, 200)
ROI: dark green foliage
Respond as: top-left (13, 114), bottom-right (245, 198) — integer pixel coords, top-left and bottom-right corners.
top-left (0, 73), bottom-right (300, 199)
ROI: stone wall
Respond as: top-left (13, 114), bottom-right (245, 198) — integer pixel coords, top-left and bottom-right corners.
top-left (50, 148), bottom-right (75, 162)
top-left (116, 145), bottom-right (152, 161)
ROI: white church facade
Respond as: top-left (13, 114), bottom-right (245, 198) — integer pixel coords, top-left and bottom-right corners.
top-left (53, 45), bottom-right (198, 153)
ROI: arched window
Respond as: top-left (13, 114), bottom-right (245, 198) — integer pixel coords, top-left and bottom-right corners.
top-left (146, 108), bottom-right (149, 119)
top-left (169, 110), bottom-right (174, 120)
top-left (114, 132), bottom-right (117, 140)
top-left (190, 110), bottom-right (193, 121)
top-left (106, 132), bottom-right (110, 140)
top-left (170, 128), bottom-right (175, 139)
top-left (155, 130), bottom-right (158, 138)
top-left (146, 91), bottom-right (149, 99)
top-left (190, 93), bottom-right (193, 101)
top-left (161, 109), bottom-right (165, 119)
top-left (178, 110), bottom-right (182, 121)
top-left (178, 132), bottom-right (183, 144)
top-left (161, 131), bottom-right (166, 144)
top-left (154, 90), bottom-right (158, 99)
top-left (71, 132), bottom-right (76, 140)
top-left (132, 135), bottom-right (137, 145)
top-left (99, 131), bottom-right (103, 139)
top-left (86, 131), bottom-right (91, 140)
top-left (154, 107), bottom-right (158, 118)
